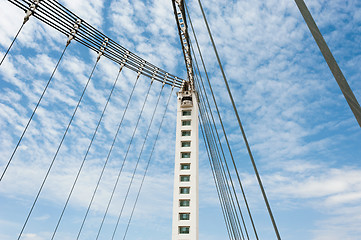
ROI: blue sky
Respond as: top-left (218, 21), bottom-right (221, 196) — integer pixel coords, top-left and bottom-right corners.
top-left (0, 0), bottom-right (361, 239)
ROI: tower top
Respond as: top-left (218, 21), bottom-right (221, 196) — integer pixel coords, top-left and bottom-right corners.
top-left (172, 0), bottom-right (194, 87)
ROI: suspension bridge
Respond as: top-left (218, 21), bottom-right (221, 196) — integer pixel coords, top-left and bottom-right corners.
top-left (0, 0), bottom-right (360, 239)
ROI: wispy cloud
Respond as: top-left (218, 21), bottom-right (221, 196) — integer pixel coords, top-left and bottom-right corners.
top-left (0, 0), bottom-right (360, 239)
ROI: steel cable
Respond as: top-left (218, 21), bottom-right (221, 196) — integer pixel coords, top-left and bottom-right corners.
top-left (196, 81), bottom-right (244, 240)
top-left (185, 3), bottom-right (260, 238)
top-left (110, 83), bottom-right (165, 240)
top-left (195, 0), bottom-right (281, 238)
top-left (192, 42), bottom-right (250, 239)
top-left (294, 0), bottom-right (361, 128)
top-left (0, 22), bottom-right (24, 66)
top-left (75, 66), bottom-right (142, 239)
top-left (197, 98), bottom-right (239, 240)
top-left (195, 77), bottom-right (246, 240)
top-left (50, 63), bottom-right (126, 240)
top-left (121, 86), bottom-right (174, 239)
top-left (7, 0), bottom-right (184, 88)
top-left (0, 42), bottom-right (69, 182)
top-left (199, 122), bottom-right (233, 240)
top-left (84, 79), bottom-right (154, 239)
top-left (16, 56), bottom-right (100, 240)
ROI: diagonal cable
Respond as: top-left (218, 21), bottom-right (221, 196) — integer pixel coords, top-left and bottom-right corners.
top-left (197, 96), bottom-right (239, 240)
top-left (196, 80), bottom-right (243, 240)
top-left (195, 0), bottom-right (281, 238)
top-left (77, 76), bottom-right (154, 239)
top-left (0, 42), bottom-right (69, 182)
top-left (0, 22), bottom-right (24, 66)
top-left (295, 0), bottom-right (361, 128)
top-left (50, 62), bottom-right (126, 239)
top-left (185, 2), bottom-right (257, 238)
top-left (75, 65), bottom-right (142, 239)
top-left (110, 82), bottom-right (166, 240)
top-left (199, 121), bottom-right (233, 240)
top-left (192, 42), bottom-right (250, 240)
top-left (16, 56), bottom-right (100, 240)
top-left (121, 86), bottom-right (174, 239)
top-left (185, 1), bottom-right (253, 237)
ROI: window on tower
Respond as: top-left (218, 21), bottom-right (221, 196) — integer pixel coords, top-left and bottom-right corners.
top-left (182, 130), bottom-right (191, 136)
top-left (180, 163), bottom-right (190, 170)
top-left (182, 110), bottom-right (191, 116)
top-left (182, 141), bottom-right (191, 147)
top-left (182, 120), bottom-right (191, 126)
top-left (181, 152), bottom-right (191, 158)
top-left (179, 226), bottom-right (190, 234)
top-left (179, 213), bottom-right (190, 220)
top-left (179, 199), bottom-right (190, 207)
top-left (180, 187), bottom-right (190, 194)
top-left (180, 175), bottom-right (190, 182)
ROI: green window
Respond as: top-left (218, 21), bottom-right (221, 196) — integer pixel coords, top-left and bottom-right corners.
top-left (180, 175), bottom-right (190, 182)
top-left (180, 163), bottom-right (190, 170)
top-left (182, 120), bottom-right (191, 126)
top-left (182, 131), bottom-right (191, 136)
top-left (179, 226), bottom-right (190, 234)
top-left (181, 152), bottom-right (190, 158)
top-left (180, 199), bottom-right (190, 207)
top-left (180, 187), bottom-right (190, 194)
top-left (182, 141), bottom-right (191, 147)
top-left (182, 110), bottom-right (191, 116)
top-left (179, 213), bottom-right (190, 220)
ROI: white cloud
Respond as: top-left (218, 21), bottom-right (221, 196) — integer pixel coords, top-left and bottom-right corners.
top-left (0, 0), bottom-right (360, 239)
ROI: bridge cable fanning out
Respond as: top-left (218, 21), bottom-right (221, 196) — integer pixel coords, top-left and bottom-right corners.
top-left (91, 79), bottom-right (155, 240)
top-left (110, 80), bottom-right (167, 240)
top-left (4, 0), bottom-right (184, 88)
top-left (184, 1), bottom-right (261, 239)
top-left (195, 69), bottom-right (247, 239)
top-left (50, 59), bottom-right (127, 239)
top-left (16, 46), bottom-right (102, 240)
top-left (122, 85), bottom-right (176, 240)
top-left (0, 1), bottom-right (184, 239)
top-left (191, 44), bottom-right (245, 240)
top-left (192, 0), bottom-right (283, 239)
top-left (186, 9), bottom-right (258, 239)
top-left (193, 55), bottom-right (250, 240)
top-left (198, 121), bottom-right (233, 239)
top-left (1, 0), bottom-right (184, 182)
top-left (197, 82), bottom-right (244, 240)
top-left (75, 65), bottom-right (143, 238)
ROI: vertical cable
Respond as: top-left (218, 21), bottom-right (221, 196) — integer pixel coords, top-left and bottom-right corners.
top-left (199, 122), bottom-right (233, 240)
top-left (198, 100), bottom-right (239, 240)
top-left (196, 82), bottom-right (243, 240)
top-left (195, 78), bottom-right (246, 240)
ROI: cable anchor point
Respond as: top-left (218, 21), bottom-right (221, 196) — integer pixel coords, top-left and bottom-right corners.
top-left (97, 38), bottom-right (109, 62)
top-left (137, 60), bottom-right (145, 78)
top-left (67, 19), bottom-right (82, 46)
top-left (23, 0), bottom-right (41, 24)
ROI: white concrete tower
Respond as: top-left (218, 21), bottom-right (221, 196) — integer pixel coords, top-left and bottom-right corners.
top-left (172, 82), bottom-right (199, 240)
